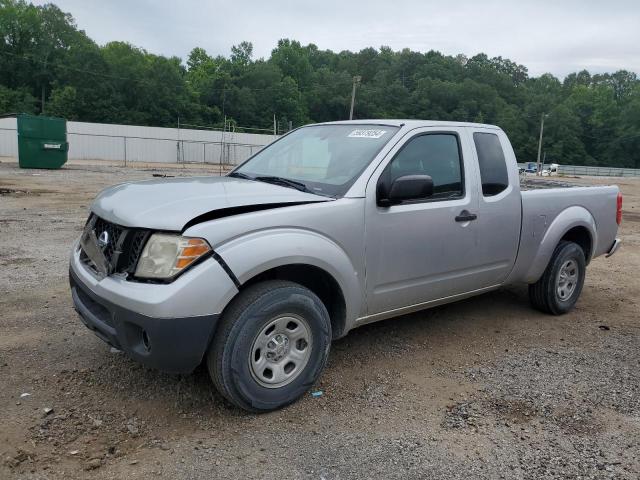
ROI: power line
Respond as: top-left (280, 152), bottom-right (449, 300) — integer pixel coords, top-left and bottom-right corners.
top-left (0, 49), bottom-right (142, 83)
top-left (178, 122), bottom-right (276, 133)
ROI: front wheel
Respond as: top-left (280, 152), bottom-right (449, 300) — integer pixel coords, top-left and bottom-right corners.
top-left (529, 240), bottom-right (586, 315)
top-left (207, 280), bottom-right (331, 412)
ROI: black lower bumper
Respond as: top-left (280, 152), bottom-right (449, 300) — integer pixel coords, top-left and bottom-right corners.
top-left (69, 268), bottom-right (219, 374)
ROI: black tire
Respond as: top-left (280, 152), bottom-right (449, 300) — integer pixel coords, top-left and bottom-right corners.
top-left (207, 280), bottom-right (331, 412)
top-left (529, 240), bottom-right (586, 315)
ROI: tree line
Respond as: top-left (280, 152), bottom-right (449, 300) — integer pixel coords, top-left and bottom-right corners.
top-left (1, 0), bottom-right (639, 167)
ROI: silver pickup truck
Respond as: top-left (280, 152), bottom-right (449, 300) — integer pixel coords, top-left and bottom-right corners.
top-left (69, 120), bottom-right (622, 411)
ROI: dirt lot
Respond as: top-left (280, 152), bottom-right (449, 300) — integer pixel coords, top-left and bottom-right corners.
top-left (0, 159), bottom-right (639, 479)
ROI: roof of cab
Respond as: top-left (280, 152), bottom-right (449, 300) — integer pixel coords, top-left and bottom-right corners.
top-left (313, 119), bottom-right (501, 130)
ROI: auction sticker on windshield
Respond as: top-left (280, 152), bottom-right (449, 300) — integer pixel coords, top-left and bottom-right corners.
top-left (348, 129), bottom-right (387, 139)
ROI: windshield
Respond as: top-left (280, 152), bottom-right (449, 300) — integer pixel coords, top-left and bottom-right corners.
top-left (233, 124), bottom-right (400, 197)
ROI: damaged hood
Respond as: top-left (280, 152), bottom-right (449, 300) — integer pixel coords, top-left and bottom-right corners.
top-left (91, 176), bottom-right (331, 231)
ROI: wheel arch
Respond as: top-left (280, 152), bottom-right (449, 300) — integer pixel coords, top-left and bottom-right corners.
top-left (524, 206), bottom-right (596, 283)
top-left (241, 264), bottom-right (348, 339)
top-left (214, 228), bottom-right (363, 338)
top-left (560, 226), bottom-right (593, 263)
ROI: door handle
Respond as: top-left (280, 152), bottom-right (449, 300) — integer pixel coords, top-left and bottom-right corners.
top-left (455, 211), bottom-right (477, 222)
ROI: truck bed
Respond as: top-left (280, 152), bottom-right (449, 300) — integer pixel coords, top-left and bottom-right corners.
top-left (508, 181), bottom-right (620, 284)
top-left (520, 176), bottom-right (584, 190)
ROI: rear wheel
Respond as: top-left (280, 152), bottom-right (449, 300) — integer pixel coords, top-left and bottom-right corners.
top-left (529, 240), bottom-right (586, 315)
top-left (207, 280), bottom-right (331, 412)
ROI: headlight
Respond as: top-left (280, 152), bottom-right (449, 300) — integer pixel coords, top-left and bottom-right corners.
top-left (135, 234), bottom-right (211, 279)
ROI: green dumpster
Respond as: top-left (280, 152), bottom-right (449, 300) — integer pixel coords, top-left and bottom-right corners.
top-left (17, 114), bottom-right (68, 169)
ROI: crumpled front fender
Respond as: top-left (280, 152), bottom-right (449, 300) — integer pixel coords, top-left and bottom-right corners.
top-left (213, 228), bottom-right (363, 331)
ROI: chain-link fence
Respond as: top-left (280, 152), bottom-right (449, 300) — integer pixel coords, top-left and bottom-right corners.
top-left (0, 118), bottom-right (277, 167)
top-left (556, 164), bottom-right (640, 177)
top-left (66, 131), bottom-right (269, 167)
top-left (518, 162), bottom-right (640, 177)
top-left (3, 118), bottom-right (640, 176)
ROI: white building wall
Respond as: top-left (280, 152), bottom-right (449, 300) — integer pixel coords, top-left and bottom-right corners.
top-left (0, 117), bottom-right (18, 157)
top-left (0, 118), bottom-right (277, 165)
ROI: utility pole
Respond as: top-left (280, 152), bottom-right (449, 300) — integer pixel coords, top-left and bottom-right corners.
top-left (219, 115), bottom-right (226, 166)
top-left (220, 87), bottom-right (226, 126)
top-left (41, 55), bottom-right (48, 115)
top-left (536, 113), bottom-right (547, 176)
top-left (349, 75), bottom-right (362, 120)
top-left (176, 116), bottom-right (181, 164)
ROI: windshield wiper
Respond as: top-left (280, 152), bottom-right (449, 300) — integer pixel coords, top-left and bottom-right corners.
top-left (228, 171), bottom-right (254, 180)
top-left (254, 176), bottom-right (311, 193)
top-left (230, 173), bottom-right (332, 197)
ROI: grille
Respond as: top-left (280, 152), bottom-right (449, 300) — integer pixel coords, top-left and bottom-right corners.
top-left (92, 216), bottom-right (124, 267)
top-left (81, 214), bottom-right (148, 276)
top-left (123, 230), bottom-right (150, 272)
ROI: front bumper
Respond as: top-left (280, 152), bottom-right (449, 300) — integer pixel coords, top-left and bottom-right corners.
top-left (69, 241), bottom-right (239, 373)
top-left (70, 268), bottom-right (219, 373)
top-left (69, 270), bottom-right (219, 373)
top-left (69, 241), bottom-right (238, 319)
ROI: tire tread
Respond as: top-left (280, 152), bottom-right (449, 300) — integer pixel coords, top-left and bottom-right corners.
top-left (529, 240), bottom-right (585, 315)
top-left (208, 280), bottom-right (329, 411)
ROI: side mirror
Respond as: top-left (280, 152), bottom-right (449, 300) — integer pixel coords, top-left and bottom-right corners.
top-left (379, 175), bottom-right (434, 206)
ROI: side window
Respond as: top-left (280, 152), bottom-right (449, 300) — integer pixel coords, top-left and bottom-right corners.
top-left (473, 132), bottom-right (509, 196)
top-left (384, 133), bottom-right (463, 200)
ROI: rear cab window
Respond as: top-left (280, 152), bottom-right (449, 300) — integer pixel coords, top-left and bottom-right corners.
top-left (473, 132), bottom-right (509, 196)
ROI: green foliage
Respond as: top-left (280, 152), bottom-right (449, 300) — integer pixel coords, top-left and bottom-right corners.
top-left (0, 84), bottom-right (36, 113)
top-left (1, 0), bottom-right (639, 167)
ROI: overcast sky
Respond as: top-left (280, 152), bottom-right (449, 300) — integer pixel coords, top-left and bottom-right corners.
top-left (33, 0), bottom-right (640, 78)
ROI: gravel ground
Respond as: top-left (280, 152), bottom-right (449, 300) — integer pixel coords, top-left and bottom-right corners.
top-left (0, 160), bottom-right (639, 479)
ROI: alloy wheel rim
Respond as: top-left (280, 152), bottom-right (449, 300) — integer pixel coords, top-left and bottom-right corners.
top-left (249, 314), bottom-right (312, 388)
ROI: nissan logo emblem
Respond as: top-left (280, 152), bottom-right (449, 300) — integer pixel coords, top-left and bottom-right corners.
top-left (98, 231), bottom-right (109, 247)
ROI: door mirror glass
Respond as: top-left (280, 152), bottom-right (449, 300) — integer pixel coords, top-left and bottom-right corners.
top-left (381, 175), bottom-right (434, 206)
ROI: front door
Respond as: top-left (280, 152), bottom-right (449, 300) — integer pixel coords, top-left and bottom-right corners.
top-left (364, 128), bottom-right (485, 316)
